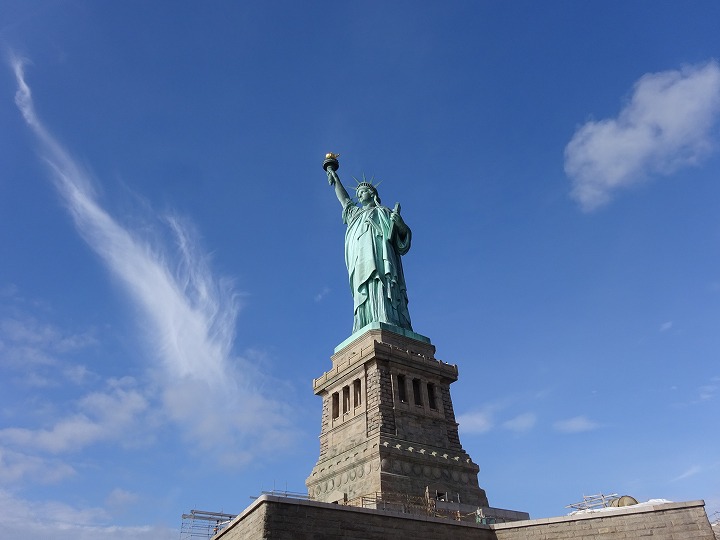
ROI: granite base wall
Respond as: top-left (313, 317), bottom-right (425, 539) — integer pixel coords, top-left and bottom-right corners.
top-left (215, 496), bottom-right (714, 540)
top-left (217, 495), bottom-right (495, 540)
top-left (494, 500), bottom-right (714, 540)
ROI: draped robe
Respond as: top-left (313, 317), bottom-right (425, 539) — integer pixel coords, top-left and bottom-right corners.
top-left (342, 200), bottom-right (412, 333)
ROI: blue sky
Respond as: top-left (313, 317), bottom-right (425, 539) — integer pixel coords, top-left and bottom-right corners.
top-left (1, 1), bottom-right (720, 537)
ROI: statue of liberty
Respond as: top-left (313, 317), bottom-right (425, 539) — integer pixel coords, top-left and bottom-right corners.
top-left (324, 154), bottom-right (413, 333)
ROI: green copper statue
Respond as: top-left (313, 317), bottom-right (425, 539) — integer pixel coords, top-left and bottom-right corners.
top-left (324, 154), bottom-right (413, 333)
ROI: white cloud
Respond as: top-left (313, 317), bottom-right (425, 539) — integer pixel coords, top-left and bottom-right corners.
top-left (0, 448), bottom-right (76, 484)
top-left (565, 60), bottom-right (720, 211)
top-left (0, 381), bottom-right (148, 454)
top-left (553, 415), bottom-right (599, 433)
top-left (659, 321), bottom-right (673, 332)
top-left (0, 303), bottom-right (98, 390)
top-left (0, 303), bottom-right (147, 483)
top-left (699, 383), bottom-right (717, 401)
top-left (459, 399), bottom-right (541, 435)
top-left (457, 409), bottom-right (494, 434)
top-left (0, 490), bottom-right (176, 540)
top-left (0, 314), bottom-right (95, 369)
top-left (105, 488), bottom-right (139, 512)
top-left (63, 364), bottom-right (94, 384)
top-left (502, 412), bottom-right (537, 432)
top-left (11, 57), bottom-right (295, 465)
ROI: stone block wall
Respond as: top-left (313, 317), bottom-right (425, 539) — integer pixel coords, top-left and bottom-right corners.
top-left (440, 385), bottom-right (461, 450)
top-left (216, 495), bottom-right (495, 540)
top-left (365, 361), bottom-right (396, 437)
top-left (215, 496), bottom-right (714, 540)
top-left (493, 500), bottom-right (714, 540)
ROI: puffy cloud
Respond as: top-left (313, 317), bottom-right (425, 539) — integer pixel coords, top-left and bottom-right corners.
top-left (565, 60), bottom-right (720, 211)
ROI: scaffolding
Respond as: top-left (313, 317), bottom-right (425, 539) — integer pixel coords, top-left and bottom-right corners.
top-left (565, 493), bottom-right (620, 511)
top-left (251, 488), bottom-right (312, 501)
top-left (180, 509), bottom-right (236, 540)
top-left (343, 491), bottom-right (512, 524)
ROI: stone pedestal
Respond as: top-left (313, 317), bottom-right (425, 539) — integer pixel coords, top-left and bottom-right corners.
top-left (306, 325), bottom-right (488, 507)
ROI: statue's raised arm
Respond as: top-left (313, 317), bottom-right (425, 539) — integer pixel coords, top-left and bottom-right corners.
top-left (323, 153), bottom-right (351, 208)
top-left (323, 153), bottom-right (413, 334)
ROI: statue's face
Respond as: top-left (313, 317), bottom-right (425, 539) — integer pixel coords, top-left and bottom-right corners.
top-left (357, 187), bottom-right (376, 205)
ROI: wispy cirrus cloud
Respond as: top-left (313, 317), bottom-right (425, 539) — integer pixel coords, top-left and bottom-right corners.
top-left (565, 60), bottom-right (720, 211)
top-left (673, 464), bottom-right (702, 482)
top-left (553, 415), bottom-right (600, 433)
top-left (10, 55), bottom-right (295, 466)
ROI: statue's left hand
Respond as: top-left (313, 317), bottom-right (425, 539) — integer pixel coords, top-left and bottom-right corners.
top-left (391, 208), bottom-right (407, 230)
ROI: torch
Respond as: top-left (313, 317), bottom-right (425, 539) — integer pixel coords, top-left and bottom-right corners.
top-left (323, 152), bottom-right (340, 185)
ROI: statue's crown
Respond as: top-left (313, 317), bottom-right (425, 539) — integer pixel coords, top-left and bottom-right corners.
top-left (354, 173), bottom-right (380, 193)
top-left (355, 181), bottom-right (376, 193)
